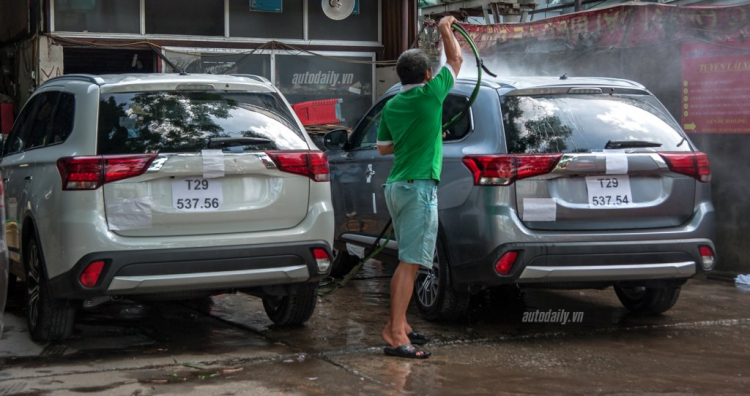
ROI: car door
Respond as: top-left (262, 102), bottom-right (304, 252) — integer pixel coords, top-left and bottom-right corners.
top-left (1, 93), bottom-right (43, 268)
top-left (330, 93), bottom-right (474, 247)
top-left (328, 96), bottom-right (394, 244)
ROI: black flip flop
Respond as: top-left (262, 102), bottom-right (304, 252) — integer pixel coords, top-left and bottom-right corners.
top-left (408, 331), bottom-right (430, 345)
top-left (384, 343), bottom-right (431, 359)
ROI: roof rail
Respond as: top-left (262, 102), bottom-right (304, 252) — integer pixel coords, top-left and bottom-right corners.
top-left (42, 74), bottom-right (106, 86)
top-left (231, 74), bottom-right (272, 85)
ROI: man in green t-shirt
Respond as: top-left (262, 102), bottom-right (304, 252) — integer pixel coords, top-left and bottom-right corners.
top-left (376, 16), bottom-right (463, 359)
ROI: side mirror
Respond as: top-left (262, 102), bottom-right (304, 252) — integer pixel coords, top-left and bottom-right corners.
top-left (323, 129), bottom-right (349, 151)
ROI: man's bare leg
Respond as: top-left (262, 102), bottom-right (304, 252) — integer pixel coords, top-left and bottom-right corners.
top-left (382, 308), bottom-right (415, 346)
top-left (382, 262), bottom-right (420, 347)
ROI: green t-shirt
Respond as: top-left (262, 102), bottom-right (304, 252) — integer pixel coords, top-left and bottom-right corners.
top-left (377, 66), bottom-right (455, 183)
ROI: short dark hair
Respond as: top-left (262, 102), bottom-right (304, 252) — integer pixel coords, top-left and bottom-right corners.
top-left (396, 49), bottom-right (430, 85)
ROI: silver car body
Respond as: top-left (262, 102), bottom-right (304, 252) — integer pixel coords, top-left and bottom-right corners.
top-left (3, 73), bottom-right (333, 300)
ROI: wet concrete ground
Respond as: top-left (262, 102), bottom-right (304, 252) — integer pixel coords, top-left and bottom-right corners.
top-left (1, 262), bottom-right (749, 395)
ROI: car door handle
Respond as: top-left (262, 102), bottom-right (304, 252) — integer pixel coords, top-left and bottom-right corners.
top-left (365, 170), bottom-right (375, 176)
top-left (25, 176), bottom-right (33, 181)
top-left (2, 178), bottom-right (8, 183)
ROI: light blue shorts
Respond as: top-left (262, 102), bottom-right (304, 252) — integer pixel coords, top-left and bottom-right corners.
top-left (384, 180), bottom-right (438, 269)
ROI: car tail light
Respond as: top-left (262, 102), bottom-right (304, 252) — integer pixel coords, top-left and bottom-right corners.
top-left (495, 251), bottom-right (519, 275)
top-left (462, 154), bottom-right (562, 186)
top-left (266, 151), bottom-right (330, 182)
top-left (699, 246), bottom-right (716, 271)
top-left (80, 260), bottom-right (105, 287)
top-left (57, 155), bottom-right (157, 190)
top-left (308, 152), bottom-right (330, 182)
top-left (312, 248), bottom-right (331, 272)
top-left (659, 152), bottom-right (711, 183)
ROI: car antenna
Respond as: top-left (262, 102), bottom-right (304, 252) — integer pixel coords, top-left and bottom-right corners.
top-left (560, 73), bottom-right (568, 80)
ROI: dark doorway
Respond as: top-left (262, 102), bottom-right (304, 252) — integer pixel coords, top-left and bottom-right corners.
top-left (63, 48), bottom-right (156, 74)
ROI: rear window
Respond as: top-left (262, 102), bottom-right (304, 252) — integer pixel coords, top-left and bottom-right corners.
top-left (98, 91), bottom-right (307, 154)
top-left (500, 94), bottom-right (690, 153)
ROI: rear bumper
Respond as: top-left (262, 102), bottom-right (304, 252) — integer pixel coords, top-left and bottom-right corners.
top-left (451, 239), bottom-right (715, 289)
top-left (517, 262), bottom-right (696, 282)
top-left (48, 240), bottom-right (331, 299)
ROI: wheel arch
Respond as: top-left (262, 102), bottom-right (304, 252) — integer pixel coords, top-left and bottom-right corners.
top-left (436, 220), bottom-right (470, 293)
top-left (21, 214), bottom-right (46, 280)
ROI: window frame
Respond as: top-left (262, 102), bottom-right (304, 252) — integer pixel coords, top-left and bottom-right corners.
top-left (349, 95), bottom-right (392, 151)
top-left (144, 0), bottom-right (226, 37)
top-left (45, 92), bottom-right (77, 148)
top-left (498, 93), bottom-right (690, 154)
top-left (347, 92), bottom-right (476, 151)
top-left (24, 91), bottom-right (62, 152)
top-left (96, 90), bottom-right (307, 155)
top-left (160, 47), bottom-right (377, 107)
top-left (2, 91), bottom-right (78, 156)
top-left (51, 0), bottom-right (141, 35)
top-left (2, 94), bottom-right (43, 157)
top-left (442, 94), bottom-right (475, 144)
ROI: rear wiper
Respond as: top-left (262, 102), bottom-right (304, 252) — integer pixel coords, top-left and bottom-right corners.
top-left (206, 137), bottom-right (272, 148)
top-left (604, 140), bottom-right (662, 149)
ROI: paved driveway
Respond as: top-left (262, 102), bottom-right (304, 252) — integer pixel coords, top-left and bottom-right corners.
top-left (1, 263), bottom-right (748, 395)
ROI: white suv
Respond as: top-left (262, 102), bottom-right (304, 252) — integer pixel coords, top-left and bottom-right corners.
top-left (2, 74), bottom-right (334, 341)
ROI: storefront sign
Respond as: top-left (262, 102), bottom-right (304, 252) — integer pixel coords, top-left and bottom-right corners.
top-left (681, 41), bottom-right (750, 134)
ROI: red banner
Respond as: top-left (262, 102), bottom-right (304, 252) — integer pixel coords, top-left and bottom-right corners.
top-left (460, 3), bottom-right (750, 51)
top-left (681, 40), bottom-right (750, 134)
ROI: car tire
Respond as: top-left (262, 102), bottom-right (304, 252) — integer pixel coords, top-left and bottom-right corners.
top-left (262, 283), bottom-right (318, 326)
top-left (25, 237), bottom-right (75, 342)
top-left (614, 285), bottom-right (681, 315)
top-left (414, 238), bottom-right (471, 321)
top-left (330, 248), bottom-right (361, 278)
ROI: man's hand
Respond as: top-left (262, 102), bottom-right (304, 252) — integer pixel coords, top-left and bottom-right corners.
top-left (438, 16), bottom-right (457, 30)
top-left (438, 16), bottom-right (463, 76)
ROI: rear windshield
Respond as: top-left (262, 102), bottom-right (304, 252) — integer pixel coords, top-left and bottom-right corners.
top-left (500, 94), bottom-right (690, 153)
top-left (98, 91), bottom-right (307, 154)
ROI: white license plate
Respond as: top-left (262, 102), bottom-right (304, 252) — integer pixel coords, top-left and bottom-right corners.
top-left (585, 175), bottom-right (634, 208)
top-left (172, 178), bottom-right (223, 212)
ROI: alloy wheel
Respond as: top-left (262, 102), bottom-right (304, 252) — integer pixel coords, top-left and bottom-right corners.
top-left (415, 249), bottom-right (440, 308)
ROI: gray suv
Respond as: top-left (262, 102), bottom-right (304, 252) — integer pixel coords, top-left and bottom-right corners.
top-left (324, 76), bottom-right (716, 320)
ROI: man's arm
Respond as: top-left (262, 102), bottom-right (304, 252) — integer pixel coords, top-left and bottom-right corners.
top-left (439, 16), bottom-right (463, 77)
top-left (377, 142), bottom-right (394, 156)
top-left (376, 110), bottom-right (394, 156)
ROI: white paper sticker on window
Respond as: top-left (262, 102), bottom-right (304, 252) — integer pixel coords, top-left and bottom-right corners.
top-left (605, 153), bottom-right (628, 175)
top-left (106, 197), bottom-right (153, 231)
top-left (522, 198), bottom-right (557, 222)
top-left (202, 149), bottom-right (225, 179)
